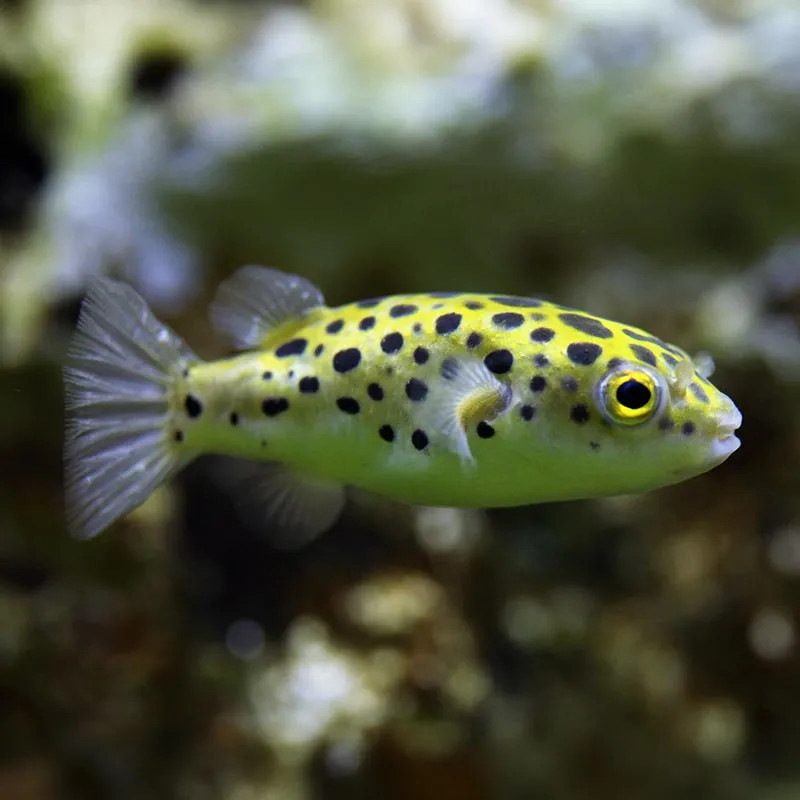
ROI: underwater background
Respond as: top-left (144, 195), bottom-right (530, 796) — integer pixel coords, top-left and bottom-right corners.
top-left (1, 1), bottom-right (799, 797)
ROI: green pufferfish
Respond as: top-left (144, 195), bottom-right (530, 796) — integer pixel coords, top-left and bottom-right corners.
top-left (64, 266), bottom-right (742, 540)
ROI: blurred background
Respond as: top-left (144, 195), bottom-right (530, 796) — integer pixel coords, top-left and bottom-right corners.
top-left (1, 0), bottom-right (799, 798)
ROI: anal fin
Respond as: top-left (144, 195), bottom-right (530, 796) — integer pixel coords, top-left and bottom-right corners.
top-left (217, 458), bottom-right (345, 546)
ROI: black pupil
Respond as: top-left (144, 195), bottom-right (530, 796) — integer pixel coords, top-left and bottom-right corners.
top-left (616, 379), bottom-right (651, 410)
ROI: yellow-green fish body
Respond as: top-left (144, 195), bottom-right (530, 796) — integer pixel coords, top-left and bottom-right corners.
top-left (64, 267), bottom-right (741, 539)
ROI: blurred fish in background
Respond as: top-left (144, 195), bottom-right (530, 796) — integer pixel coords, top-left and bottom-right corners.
top-left (0, 0), bottom-right (799, 798)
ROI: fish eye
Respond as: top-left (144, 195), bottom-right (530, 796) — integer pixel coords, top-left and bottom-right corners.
top-left (616, 379), bottom-right (651, 409)
top-left (600, 368), bottom-right (660, 425)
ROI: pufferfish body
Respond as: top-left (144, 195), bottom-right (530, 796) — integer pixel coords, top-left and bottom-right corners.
top-left (64, 266), bottom-right (742, 539)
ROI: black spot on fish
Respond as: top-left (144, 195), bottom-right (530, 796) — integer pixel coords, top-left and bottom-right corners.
top-left (465, 301), bottom-right (484, 310)
top-left (414, 346), bottom-right (429, 365)
top-left (560, 376), bottom-right (578, 392)
top-left (314, 344), bottom-right (324, 357)
top-left (530, 375), bottom-right (547, 393)
top-left (337, 397), bottom-right (360, 415)
top-left (622, 328), bottom-right (665, 348)
top-left (390, 303), bottom-right (417, 318)
top-left (530, 312), bottom-right (546, 322)
top-left (477, 421), bottom-right (495, 438)
top-left (530, 327), bottom-right (555, 343)
top-left (275, 338), bottom-right (308, 357)
top-left (379, 424), bottom-right (395, 442)
top-left (559, 313), bottom-right (613, 339)
top-left (174, 430), bottom-right (184, 443)
top-left (690, 382), bottom-right (710, 404)
top-left (533, 354), bottom-right (550, 368)
top-left (185, 394), bottom-right (202, 418)
top-left (520, 404), bottom-right (535, 421)
top-left (367, 382), bottom-right (384, 401)
top-left (412, 429), bottom-right (429, 450)
top-left (662, 352), bottom-right (679, 368)
top-left (629, 344), bottom-right (657, 367)
top-left (413, 322), bottom-right (423, 334)
top-left (435, 312), bottom-right (462, 335)
top-left (682, 421), bottom-right (695, 436)
top-left (484, 349), bottom-right (514, 374)
top-left (333, 348), bottom-right (361, 372)
top-left (357, 298), bottom-right (382, 308)
top-left (262, 398), bottom-right (289, 416)
top-left (406, 378), bottom-right (428, 402)
top-left (570, 404), bottom-right (590, 424)
top-left (262, 371), bottom-right (273, 380)
top-left (299, 376), bottom-right (320, 393)
top-left (492, 312), bottom-right (524, 330)
top-left (430, 291), bottom-right (460, 298)
top-left (359, 316), bottom-right (376, 331)
top-left (381, 332), bottom-right (404, 354)
top-left (567, 342), bottom-right (603, 366)
top-left (491, 296), bottom-right (542, 308)
top-left (326, 319), bottom-right (344, 334)
top-left (466, 332), bottom-right (483, 349)
top-left (658, 417), bottom-right (675, 431)
top-left (606, 358), bottom-right (623, 371)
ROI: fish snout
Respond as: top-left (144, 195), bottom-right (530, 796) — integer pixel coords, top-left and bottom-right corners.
top-left (708, 398), bottom-right (742, 463)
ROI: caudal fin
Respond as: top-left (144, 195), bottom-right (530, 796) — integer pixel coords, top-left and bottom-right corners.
top-left (63, 279), bottom-right (196, 538)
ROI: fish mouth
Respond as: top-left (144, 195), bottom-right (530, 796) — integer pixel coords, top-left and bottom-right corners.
top-left (709, 405), bottom-right (743, 463)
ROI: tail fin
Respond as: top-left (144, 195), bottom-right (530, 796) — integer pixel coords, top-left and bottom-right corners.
top-left (63, 279), bottom-right (196, 539)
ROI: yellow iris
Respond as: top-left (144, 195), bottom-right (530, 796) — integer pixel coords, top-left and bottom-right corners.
top-left (603, 369), bottom-right (659, 425)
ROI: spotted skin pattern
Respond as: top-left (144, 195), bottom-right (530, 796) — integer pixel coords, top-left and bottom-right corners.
top-left (177, 290), bottom-right (742, 508)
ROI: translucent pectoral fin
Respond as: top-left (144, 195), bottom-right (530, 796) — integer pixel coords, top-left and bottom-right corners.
top-left (670, 358), bottom-right (694, 398)
top-left (430, 357), bottom-right (513, 461)
top-left (210, 265), bottom-right (326, 350)
top-left (218, 458), bottom-right (345, 546)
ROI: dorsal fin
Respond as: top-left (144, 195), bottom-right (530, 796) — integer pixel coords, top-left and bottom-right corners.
top-left (210, 266), bottom-right (326, 350)
top-left (427, 356), bottom-right (513, 461)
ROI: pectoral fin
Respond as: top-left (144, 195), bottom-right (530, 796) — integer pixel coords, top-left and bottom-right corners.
top-left (429, 357), bottom-right (513, 461)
